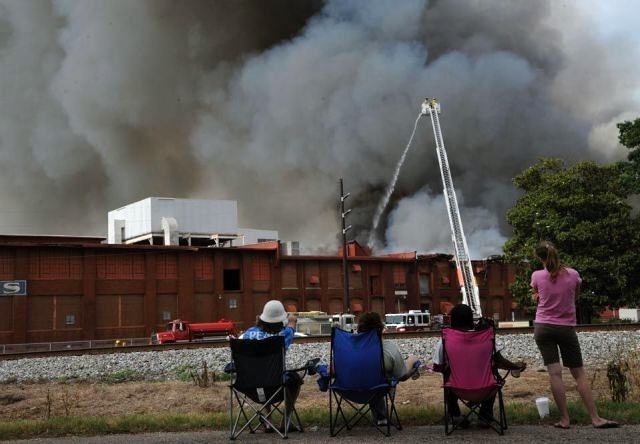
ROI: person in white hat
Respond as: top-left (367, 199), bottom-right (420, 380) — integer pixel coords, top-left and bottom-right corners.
top-left (240, 300), bottom-right (297, 349)
top-left (239, 300), bottom-right (300, 432)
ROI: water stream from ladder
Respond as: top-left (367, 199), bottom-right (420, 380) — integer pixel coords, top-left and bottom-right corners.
top-left (368, 113), bottom-right (423, 249)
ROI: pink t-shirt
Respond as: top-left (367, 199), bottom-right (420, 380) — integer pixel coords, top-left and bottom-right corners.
top-left (530, 267), bottom-right (581, 326)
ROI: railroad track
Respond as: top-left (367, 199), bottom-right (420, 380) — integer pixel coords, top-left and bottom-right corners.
top-left (2, 323), bottom-right (638, 361)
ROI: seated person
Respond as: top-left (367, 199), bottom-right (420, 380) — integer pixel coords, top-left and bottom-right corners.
top-left (357, 312), bottom-right (421, 424)
top-left (239, 300), bottom-right (300, 431)
top-left (432, 304), bottom-right (526, 427)
top-left (357, 312), bottom-right (420, 379)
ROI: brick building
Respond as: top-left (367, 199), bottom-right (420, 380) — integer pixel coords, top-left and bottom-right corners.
top-left (0, 235), bottom-right (516, 345)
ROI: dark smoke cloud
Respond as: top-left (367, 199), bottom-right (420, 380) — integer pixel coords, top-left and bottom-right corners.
top-left (0, 0), bottom-right (638, 257)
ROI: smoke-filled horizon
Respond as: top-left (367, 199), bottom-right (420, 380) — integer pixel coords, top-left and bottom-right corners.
top-left (0, 0), bottom-right (639, 257)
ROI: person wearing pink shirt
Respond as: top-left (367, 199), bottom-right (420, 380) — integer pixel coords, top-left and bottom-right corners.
top-left (531, 241), bottom-right (618, 429)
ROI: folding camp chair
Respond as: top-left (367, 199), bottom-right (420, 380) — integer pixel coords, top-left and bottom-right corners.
top-left (329, 327), bottom-right (402, 437)
top-left (227, 336), bottom-right (316, 440)
top-left (441, 323), bottom-right (508, 435)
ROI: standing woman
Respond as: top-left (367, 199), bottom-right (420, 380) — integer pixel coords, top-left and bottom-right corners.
top-left (532, 241), bottom-right (618, 429)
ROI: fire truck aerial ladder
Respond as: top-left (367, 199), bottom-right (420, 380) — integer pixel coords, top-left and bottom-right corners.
top-left (421, 98), bottom-right (482, 318)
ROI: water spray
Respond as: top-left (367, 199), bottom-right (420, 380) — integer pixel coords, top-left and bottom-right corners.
top-left (367, 102), bottom-right (427, 249)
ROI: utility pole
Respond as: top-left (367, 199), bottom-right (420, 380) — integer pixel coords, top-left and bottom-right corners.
top-left (339, 178), bottom-right (351, 313)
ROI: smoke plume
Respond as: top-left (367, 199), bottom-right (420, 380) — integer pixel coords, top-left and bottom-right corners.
top-left (0, 0), bottom-right (638, 256)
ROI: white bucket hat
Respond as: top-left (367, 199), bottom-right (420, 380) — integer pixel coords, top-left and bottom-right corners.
top-left (259, 300), bottom-right (288, 324)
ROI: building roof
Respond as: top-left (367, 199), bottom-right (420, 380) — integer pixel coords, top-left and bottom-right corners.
top-left (239, 241), bottom-right (279, 250)
top-left (417, 253), bottom-right (454, 261)
top-left (0, 234), bottom-right (480, 263)
top-left (381, 252), bottom-right (417, 260)
top-left (0, 234), bottom-right (105, 245)
top-left (283, 254), bottom-right (415, 263)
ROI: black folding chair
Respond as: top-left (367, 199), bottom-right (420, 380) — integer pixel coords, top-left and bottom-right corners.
top-left (227, 335), bottom-right (317, 440)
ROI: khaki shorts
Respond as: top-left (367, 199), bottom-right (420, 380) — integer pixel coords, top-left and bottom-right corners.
top-left (534, 323), bottom-right (583, 368)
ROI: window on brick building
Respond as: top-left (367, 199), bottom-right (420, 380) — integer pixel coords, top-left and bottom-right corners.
top-left (281, 262), bottom-right (298, 289)
top-left (437, 262), bottom-right (451, 287)
top-left (305, 261), bottom-right (320, 288)
top-left (393, 265), bottom-right (406, 288)
top-left (194, 254), bottom-right (214, 280)
top-left (0, 249), bottom-right (14, 280)
top-left (419, 273), bottom-right (430, 295)
top-left (474, 262), bottom-right (488, 287)
top-left (251, 255), bottom-right (270, 283)
top-left (327, 263), bottom-right (342, 289)
top-left (349, 264), bottom-right (362, 289)
top-left (156, 254), bottom-right (178, 279)
top-left (224, 269), bottom-right (242, 291)
top-left (369, 275), bottom-right (381, 296)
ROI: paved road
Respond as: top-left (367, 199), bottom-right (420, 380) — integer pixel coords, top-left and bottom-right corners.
top-left (5, 425), bottom-right (636, 443)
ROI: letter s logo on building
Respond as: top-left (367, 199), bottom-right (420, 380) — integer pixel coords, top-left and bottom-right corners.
top-left (2, 282), bottom-right (20, 293)
top-left (0, 280), bottom-right (27, 296)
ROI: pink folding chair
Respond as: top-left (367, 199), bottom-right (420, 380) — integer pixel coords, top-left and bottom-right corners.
top-left (441, 325), bottom-right (507, 435)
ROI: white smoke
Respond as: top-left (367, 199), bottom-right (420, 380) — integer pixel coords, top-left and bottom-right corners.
top-left (384, 189), bottom-right (506, 258)
top-left (0, 0), bottom-right (638, 255)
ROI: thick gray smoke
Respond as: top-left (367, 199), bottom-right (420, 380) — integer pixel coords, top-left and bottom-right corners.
top-left (0, 0), bottom-right (638, 256)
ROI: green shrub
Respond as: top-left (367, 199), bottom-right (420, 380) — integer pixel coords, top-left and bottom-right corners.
top-left (101, 369), bottom-right (143, 384)
top-left (174, 365), bottom-right (196, 382)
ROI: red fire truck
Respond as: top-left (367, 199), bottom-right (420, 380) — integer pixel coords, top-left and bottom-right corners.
top-left (151, 319), bottom-right (237, 344)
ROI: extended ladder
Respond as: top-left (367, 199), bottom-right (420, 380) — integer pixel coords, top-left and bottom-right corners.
top-left (421, 98), bottom-right (482, 317)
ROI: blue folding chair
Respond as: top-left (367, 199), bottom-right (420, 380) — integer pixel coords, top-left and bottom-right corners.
top-left (328, 327), bottom-right (402, 437)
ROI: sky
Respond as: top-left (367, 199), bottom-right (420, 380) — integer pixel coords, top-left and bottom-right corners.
top-left (0, 0), bottom-right (639, 258)
top-left (590, 1), bottom-right (640, 101)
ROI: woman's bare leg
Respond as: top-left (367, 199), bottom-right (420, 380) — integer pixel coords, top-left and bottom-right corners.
top-left (548, 363), bottom-right (570, 427)
top-left (569, 367), bottom-right (613, 427)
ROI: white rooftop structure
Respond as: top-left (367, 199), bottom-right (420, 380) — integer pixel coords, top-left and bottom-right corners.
top-left (107, 197), bottom-right (278, 246)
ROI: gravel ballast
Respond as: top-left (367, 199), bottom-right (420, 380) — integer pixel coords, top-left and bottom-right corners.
top-left (1, 330), bottom-right (638, 383)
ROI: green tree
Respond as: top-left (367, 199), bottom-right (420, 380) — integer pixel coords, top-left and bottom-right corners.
top-left (504, 158), bottom-right (640, 322)
top-left (617, 118), bottom-right (640, 193)
top-left (617, 118), bottom-right (640, 159)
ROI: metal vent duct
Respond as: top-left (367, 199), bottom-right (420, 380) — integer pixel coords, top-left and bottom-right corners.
top-left (161, 217), bottom-right (179, 246)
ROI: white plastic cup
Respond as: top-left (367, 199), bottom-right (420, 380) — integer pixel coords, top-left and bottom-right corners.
top-left (535, 397), bottom-right (550, 418)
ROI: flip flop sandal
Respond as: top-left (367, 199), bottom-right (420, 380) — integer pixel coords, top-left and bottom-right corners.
top-left (593, 421), bottom-right (619, 429)
top-left (553, 422), bottom-right (570, 429)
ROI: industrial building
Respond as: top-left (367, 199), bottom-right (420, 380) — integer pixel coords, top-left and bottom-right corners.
top-left (0, 235), bottom-right (515, 345)
top-left (0, 198), bottom-right (516, 345)
top-left (108, 197), bottom-right (279, 247)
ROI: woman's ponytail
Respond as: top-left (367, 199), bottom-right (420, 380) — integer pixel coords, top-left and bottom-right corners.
top-left (534, 241), bottom-right (563, 280)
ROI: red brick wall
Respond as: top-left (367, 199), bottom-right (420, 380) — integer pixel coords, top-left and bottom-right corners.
top-left (0, 244), bottom-right (516, 344)
top-left (96, 253), bottom-right (145, 280)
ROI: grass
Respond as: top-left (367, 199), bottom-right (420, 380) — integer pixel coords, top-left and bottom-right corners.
top-left (174, 363), bottom-right (232, 383)
top-left (100, 369), bottom-right (144, 384)
top-left (1, 400), bottom-right (639, 441)
top-left (174, 364), bottom-right (197, 382)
